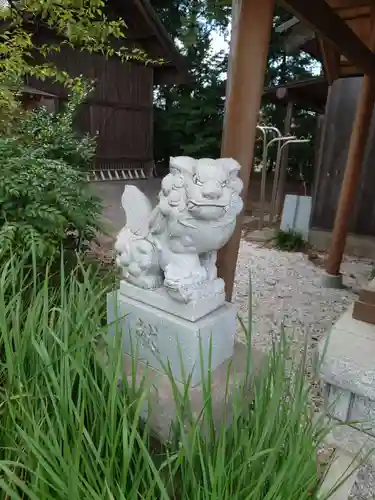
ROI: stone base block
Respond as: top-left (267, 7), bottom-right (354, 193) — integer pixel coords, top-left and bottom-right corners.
top-left (120, 342), bottom-right (265, 442)
top-left (323, 420), bottom-right (375, 467)
top-left (319, 304), bottom-right (375, 437)
top-left (107, 289), bottom-right (236, 387)
top-left (120, 280), bottom-right (225, 322)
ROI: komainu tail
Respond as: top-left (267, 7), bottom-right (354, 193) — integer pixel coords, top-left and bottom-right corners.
top-left (120, 185), bottom-right (152, 237)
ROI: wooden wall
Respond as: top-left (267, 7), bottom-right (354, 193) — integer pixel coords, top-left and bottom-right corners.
top-left (311, 76), bottom-right (375, 236)
top-left (29, 44), bottom-right (154, 175)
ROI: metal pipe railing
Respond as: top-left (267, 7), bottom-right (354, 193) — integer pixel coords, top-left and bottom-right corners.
top-left (256, 127), bottom-right (296, 229)
top-left (269, 138), bottom-right (310, 224)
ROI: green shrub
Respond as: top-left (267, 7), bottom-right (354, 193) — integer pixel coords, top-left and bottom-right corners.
top-left (0, 256), bottom-right (336, 499)
top-left (275, 229), bottom-right (306, 252)
top-left (0, 88), bottom-right (101, 265)
top-left (17, 88), bottom-right (96, 169)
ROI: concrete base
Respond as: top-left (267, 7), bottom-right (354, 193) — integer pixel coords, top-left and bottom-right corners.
top-left (120, 341), bottom-right (265, 442)
top-left (107, 289), bottom-right (237, 387)
top-left (309, 228), bottom-right (375, 259)
top-left (244, 227), bottom-right (276, 242)
top-left (321, 272), bottom-right (344, 289)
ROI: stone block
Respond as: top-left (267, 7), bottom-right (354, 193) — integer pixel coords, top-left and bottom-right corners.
top-left (350, 395), bottom-right (375, 434)
top-left (325, 384), bottom-right (352, 422)
top-left (119, 280), bottom-right (225, 322)
top-left (319, 309), bottom-right (375, 401)
top-left (107, 289), bottom-right (236, 387)
top-left (120, 341), bottom-right (265, 442)
top-left (324, 421), bottom-right (375, 466)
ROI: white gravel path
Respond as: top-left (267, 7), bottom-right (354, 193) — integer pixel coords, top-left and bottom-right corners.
top-left (233, 239), bottom-right (375, 499)
top-left (234, 240), bottom-right (373, 348)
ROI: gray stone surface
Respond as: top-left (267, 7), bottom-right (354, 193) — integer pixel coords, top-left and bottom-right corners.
top-left (120, 341), bottom-right (265, 442)
top-left (120, 280), bottom-right (225, 322)
top-left (325, 423), bottom-right (375, 467)
top-left (319, 292), bottom-right (375, 498)
top-left (319, 305), bottom-right (375, 403)
top-left (326, 384), bottom-right (353, 422)
top-left (107, 289), bottom-right (237, 386)
top-left (319, 448), bottom-right (361, 500)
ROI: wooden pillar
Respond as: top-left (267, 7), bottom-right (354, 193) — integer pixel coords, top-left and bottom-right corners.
top-left (217, 0), bottom-right (275, 301)
top-left (325, 75), bottom-right (375, 276)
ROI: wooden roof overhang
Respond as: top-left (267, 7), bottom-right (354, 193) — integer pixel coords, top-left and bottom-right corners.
top-left (109, 0), bottom-right (188, 84)
top-left (217, 0), bottom-right (375, 300)
top-left (263, 77), bottom-right (329, 113)
top-left (279, 0), bottom-right (375, 82)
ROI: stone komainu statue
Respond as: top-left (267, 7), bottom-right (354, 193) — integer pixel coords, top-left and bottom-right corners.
top-left (115, 156), bottom-right (243, 303)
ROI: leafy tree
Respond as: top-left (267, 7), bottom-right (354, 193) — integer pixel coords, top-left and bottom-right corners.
top-left (0, 0), bottom-right (146, 133)
top-left (260, 7), bottom-right (321, 184)
top-left (153, 0), bottom-right (230, 171)
top-left (153, 2), bottom-right (320, 184)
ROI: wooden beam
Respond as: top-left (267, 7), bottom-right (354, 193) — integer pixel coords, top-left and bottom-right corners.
top-left (325, 8), bottom-right (375, 277)
top-left (280, 0), bottom-right (375, 75)
top-left (318, 37), bottom-right (341, 85)
top-left (217, 0), bottom-right (275, 301)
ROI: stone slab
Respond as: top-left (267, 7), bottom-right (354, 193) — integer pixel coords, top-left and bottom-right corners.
top-left (107, 290), bottom-right (236, 386)
top-left (120, 341), bottom-right (265, 442)
top-left (324, 421), bottom-right (375, 467)
top-left (119, 279), bottom-right (225, 322)
top-left (319, 307), bottom-right (375, 402)
top-left (319, 301), bottom-right (375, 437)
top-left (318, 448), bottom-right (361, 500)
top-left (280, 194), bottom-right (312, 241)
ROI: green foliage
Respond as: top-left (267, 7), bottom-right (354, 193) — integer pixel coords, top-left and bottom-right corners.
top-left (259, 8), bottom-right (321, 183)
top-left (153, 2), bottom-right (319, 184)
top-left (275, 229), bottom-right (306, 252)
top-left (0, 0), bottom-right (151, 134)
top-left (18, 85), bottom-right (96, 169)
top-left (0, 255), bottom-right (336, 499)
top-left (0, 87), bottom-right (101, 264)
top-left (153, 0), bottom-right (229, 168)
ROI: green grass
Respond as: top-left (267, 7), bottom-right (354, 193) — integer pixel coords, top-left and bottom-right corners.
top-left (0, 255), bottom-right (337, 499)
top-left (275, 229), bottom-right (306, 252)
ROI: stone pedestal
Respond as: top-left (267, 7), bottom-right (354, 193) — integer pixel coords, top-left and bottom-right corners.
top-left (118, 342), bottom-right (265, 442)
top-left (107, 281), bottom-right (237, 387)
top-left (319, 300), bottom-right (375, 465)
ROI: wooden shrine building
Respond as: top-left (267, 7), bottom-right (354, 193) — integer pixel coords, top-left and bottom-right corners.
top-left (20, 0), bottom-right (186, 181)
top-left (218, 0), bottom-right (375, 299)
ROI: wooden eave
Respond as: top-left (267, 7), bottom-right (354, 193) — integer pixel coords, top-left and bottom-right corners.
top-left (263, 77), bottom-right (328, 113)
top-left (110, 0), bottom-right (188, 84)
top-left (279, 0), bottom-right (375, 79)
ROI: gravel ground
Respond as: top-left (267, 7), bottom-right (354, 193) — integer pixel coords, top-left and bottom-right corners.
top-left (233, 239), bottom-right (373, 348)
top-left (233, 239), bottom-right (375, 499)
